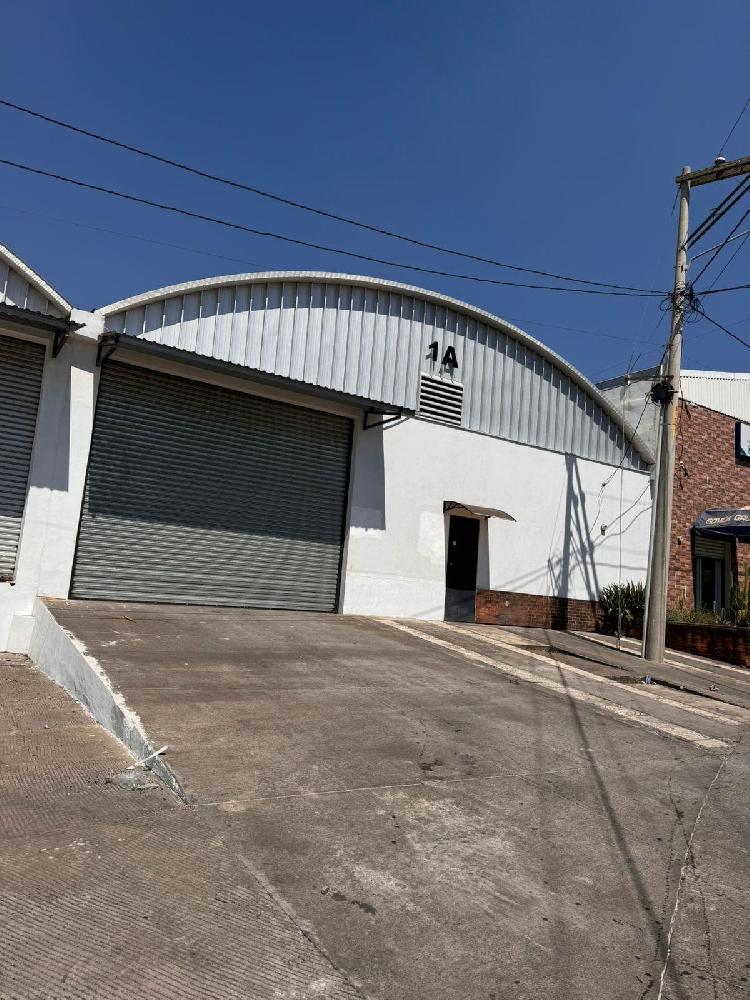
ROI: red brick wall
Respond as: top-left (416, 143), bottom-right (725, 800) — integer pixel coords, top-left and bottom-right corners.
top-left (475, 589), bottom-right (599, 631)
top-left (665, 623), bottom-right (750, 667)
top-left (670, 400), bottom-right (750, 608)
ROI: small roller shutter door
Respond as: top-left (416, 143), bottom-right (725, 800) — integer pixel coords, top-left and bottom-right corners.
top-left (694, 537), bottom-right (729, 560)
top-left (71, 362), bottom-right (352, 610)
top-left (0, 334), bottom-right (45, 579)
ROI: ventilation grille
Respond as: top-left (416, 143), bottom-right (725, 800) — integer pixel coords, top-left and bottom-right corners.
top-left (418, 374), bottom-right (464, 426)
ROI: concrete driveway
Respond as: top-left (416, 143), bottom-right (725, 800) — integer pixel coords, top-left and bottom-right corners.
top-left (49, 602), bottom-right (750, 1000)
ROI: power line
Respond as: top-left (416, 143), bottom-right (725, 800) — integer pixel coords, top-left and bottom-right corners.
top-left (4, 201), bottom-right (672, 354)
top-left (0, 157), bottom-right (663, 298)
top-left (690, 226), bottom-right (750, 260)
top-left (498, 315), bottom-right (660, 346)
top-left (691, 206), bottom-right (750, 284)
top-left (700, 283), bottom-right (750, 295)
top-left (2, 199), bottom-right (672, 348)
top-left (0, 96), bottom-right (661, 295)
top-left (693, 305), bottom-right (750, 350)
top-left (0, 200), bottom-right (272, 271)
top-left (686, 176), bottom-right (750, 248)
top-left (718, 95), bottom-right (750, 158)
top-left (705, 232), bottom-right (750, 291)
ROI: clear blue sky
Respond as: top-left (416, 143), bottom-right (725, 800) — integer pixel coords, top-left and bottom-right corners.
top-left (1, 1), bottom-right (749, 383)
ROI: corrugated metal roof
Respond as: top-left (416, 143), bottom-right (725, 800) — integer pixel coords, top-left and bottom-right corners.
top-left (0, 242), bottom-right (71, 318)
top-left (680, 370), bottom-right (750, 423)
top-left (98, 271), bottom-right (653, 471)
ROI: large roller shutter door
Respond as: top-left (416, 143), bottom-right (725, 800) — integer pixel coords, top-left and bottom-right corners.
top-left (71, 362), bottom-right (352, 610)
top-left (0, 334), bottom-right (45, 579)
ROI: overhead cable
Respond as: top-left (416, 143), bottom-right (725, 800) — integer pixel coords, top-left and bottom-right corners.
top-left (692, 305), bottom-right (750, 350)
top-left (690, 226), bottom-right (750, 260)
top-left (0, 96), bottom-right (661, 294)
top-left (0, 157), bottom-right (663, 297)
top-left (686, 176), bottom-right (750, 248)
top-left (700, 283), bottom-right (750, 295)
top-left (691, 207), bottom-right (750, 285)
top-left (717, 95), bottom-right (750, 158)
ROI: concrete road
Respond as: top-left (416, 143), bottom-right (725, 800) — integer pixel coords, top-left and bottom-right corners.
top-left (46, 602), bottom-right (750, 1000)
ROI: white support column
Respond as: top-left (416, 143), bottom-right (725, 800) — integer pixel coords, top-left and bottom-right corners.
top-left (2, 309), bottom-right (102, 650)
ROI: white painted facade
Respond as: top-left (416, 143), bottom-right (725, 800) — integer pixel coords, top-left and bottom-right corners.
top-left (0, 254), bottom-right (654, 651)
top-left (343, 417), bottom-right (652, 619)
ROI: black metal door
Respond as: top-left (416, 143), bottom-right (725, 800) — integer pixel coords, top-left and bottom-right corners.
top-left (446, 515), bottom-right (479, 591)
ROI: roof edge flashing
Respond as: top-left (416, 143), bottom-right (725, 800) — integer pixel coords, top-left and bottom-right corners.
top-left (0, 242), bottom-right (72, 317)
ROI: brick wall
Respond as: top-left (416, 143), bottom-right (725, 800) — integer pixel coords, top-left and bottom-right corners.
top-left (670, 400), bottom-right (750, 608)
top-left (475, 589), bottom-right (599, 631)
top-left (665, 622), bottom-right (750, 667)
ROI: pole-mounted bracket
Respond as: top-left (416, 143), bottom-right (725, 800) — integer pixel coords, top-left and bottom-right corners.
top-left (49, 318), bottom-right (84, 358)
top-left (363, 407), bottom-right (403, 430)
top-left (96, 330), bottom-right (121, 366)
top-left (649, 378), bottom-right (675, 406)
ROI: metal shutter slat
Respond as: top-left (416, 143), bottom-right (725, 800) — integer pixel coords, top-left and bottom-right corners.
top-left (0, 334), bottom-right (45, 576)
top-left (71, 362), bottom-right (352, 611)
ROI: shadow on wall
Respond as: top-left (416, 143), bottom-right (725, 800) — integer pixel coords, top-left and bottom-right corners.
top-left (348, 422), bottom-right (387, 531)
top-left (496, 454), bottom-right (651, 607)
top-left (549, 454), bottom-right (601, 604)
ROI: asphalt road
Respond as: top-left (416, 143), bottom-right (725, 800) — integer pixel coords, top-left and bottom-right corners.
top-left (44, 602), bottom-right (750, 1000)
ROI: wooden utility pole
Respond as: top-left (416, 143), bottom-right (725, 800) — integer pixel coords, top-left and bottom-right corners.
top-left (643, 154), bottom-right (750, 663)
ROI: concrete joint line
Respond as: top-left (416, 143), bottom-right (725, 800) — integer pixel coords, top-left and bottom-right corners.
top-left (381, 620), bottom-right (728, 753)
top-left (435, 622), bottom-right (743, 727)
top-left (27, 599), bottom-right (190, 802)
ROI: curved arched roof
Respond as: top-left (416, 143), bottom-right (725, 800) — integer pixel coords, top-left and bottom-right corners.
top-left (98, 271), bottom-right (653, 470)
top-left (0, 242), bottom-right (72, 318)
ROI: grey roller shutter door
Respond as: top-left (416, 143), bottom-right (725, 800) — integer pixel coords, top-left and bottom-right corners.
top-left (0, 334), bottom-right (45, 579)
top-left (71, 362), bottom-right (352, 610)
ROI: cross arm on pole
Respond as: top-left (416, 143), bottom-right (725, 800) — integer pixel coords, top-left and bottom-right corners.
top-left (678, 155), bottom-right (750, 187)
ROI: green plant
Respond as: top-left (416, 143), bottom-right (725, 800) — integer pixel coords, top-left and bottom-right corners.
top-left (730, 565), bottom-right (750, 628)
top-left (599, 581), bottom-right (646, 635)
top-left (666, 605), bottom-right (729, 626)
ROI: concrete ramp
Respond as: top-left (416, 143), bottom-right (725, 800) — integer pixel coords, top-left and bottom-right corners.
top-left (26, 599), bottom-right (188, 800)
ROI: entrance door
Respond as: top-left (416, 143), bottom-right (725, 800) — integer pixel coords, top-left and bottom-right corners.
top-left (445, 515), bottom-right (480, 621)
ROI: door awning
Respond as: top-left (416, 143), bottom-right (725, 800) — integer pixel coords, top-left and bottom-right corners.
top-left (694, 506), bottom-right (750, 538)
top-left (444, 501), bottom-right (516, 521)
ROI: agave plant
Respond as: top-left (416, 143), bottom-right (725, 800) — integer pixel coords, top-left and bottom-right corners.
top-left (598, 581), bottom-right (646, 636)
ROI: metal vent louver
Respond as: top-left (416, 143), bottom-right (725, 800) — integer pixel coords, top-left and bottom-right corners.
top-left (418, 374), bottom-right (464, 426)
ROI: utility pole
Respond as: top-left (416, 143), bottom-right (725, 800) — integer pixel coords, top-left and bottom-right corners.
top-left (643, 153), bottom-right (750, 663)
top-left (643, 169), bottom-right (690, 663)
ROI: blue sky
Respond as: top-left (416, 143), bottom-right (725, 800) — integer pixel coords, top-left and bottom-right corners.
top-left (1, 1), bottom-right (749, 383)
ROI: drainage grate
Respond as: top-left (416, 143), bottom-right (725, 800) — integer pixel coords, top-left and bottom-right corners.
top-left (418, 374), bottom-right (464, 426)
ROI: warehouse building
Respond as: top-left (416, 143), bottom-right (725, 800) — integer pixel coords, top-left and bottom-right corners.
top-left (0, 243), bottom-right (654, 651)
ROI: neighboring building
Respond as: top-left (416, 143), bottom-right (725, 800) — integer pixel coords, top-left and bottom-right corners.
top-left (598, 368), bottom-right (750, 613)
top-left (0, 243), bottom-right (654, 652)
